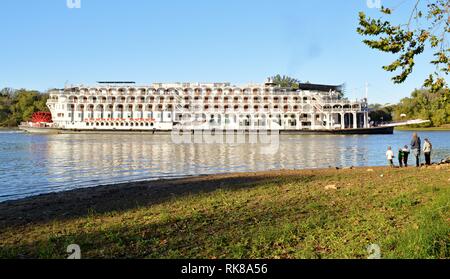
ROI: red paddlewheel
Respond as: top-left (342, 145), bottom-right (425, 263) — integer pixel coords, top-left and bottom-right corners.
top-left (32, 112), bottom-right (53, 123)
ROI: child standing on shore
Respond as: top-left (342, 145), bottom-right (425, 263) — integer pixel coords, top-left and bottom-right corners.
top-left (402, 145), bottom-right (410, 167)
top-left (386, 146), bottom-right (395, 167)
top-left (398, 148), bottom-right (404, 168)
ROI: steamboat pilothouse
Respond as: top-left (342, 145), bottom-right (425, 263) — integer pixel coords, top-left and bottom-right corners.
top-left (20, 78), bottom-right (395, 134)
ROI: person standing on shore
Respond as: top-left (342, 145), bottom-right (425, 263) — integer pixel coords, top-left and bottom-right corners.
top-left (386, 146), bottom-right (395, 167)
top-left (398, 148), bottom-right (404, 168)
top-left (411, 133), bottom-right (421, 167)
top-left (423, 138), bottom-right (433, 166)
top-left (402, 145), bottom-right (410, 167)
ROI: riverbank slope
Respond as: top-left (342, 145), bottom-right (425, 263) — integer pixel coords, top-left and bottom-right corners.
top-left (0, 166), bottom-right (449, 259)
top-left (395, 124), bottom-right (450, 131)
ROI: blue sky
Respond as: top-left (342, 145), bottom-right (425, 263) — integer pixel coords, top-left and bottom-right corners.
top-left (0, 0), bottom-right (443, 103)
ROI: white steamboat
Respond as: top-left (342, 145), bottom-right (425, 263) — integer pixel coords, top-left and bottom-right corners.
top-left (20, 79), bottom-right (397, 134)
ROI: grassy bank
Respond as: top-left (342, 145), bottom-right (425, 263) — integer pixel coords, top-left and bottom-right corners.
top-left (0, 166), bottom-right (449, 259)
top-left (395, 124), bottom-right (450, 131)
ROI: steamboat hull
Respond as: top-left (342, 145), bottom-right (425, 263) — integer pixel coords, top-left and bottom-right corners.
top-left (19, 126), bottom-right (394, 135)
top-left (280, 126), bottom-right (394, 135)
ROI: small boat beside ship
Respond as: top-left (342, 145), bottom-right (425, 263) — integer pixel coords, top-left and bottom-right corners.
top-left (19, 123), bottom-right (61, 134)
top-left (19, 112), bottom-right (61, 134)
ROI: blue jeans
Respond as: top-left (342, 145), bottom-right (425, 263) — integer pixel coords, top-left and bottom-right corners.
top-left (412, 149), bottom-right (420, 167)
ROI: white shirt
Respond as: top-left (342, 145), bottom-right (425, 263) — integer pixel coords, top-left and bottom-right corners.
top-left (423, 141), bottom-right (432, 153)
top-left (386, 150), bottom-right (394, 160)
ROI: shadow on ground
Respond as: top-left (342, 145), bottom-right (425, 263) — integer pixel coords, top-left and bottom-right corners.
top-left (0, 171), bottom-right (317, 229)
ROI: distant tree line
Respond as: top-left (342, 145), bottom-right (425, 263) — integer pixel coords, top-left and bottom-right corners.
top-left (0, 88), bottom-right (49, 127)
top-left (370, 89), bottom-right (450, 127)
top-left (394, 89), bottom-right (450, 127)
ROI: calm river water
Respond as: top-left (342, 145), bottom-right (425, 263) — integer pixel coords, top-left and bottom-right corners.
top-left (0, 130), bottom-right (449, 202)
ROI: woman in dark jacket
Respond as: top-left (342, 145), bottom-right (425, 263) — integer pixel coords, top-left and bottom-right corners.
top-left (411, 133), bottom-right (421, 167)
